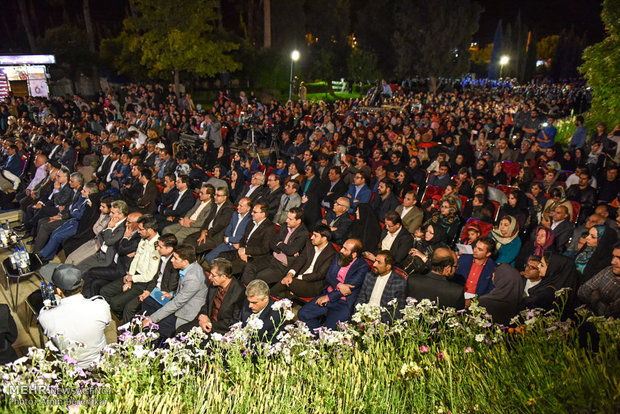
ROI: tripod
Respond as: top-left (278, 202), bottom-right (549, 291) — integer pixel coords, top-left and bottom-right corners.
top-left (247, 126), bottom-right (263, 165)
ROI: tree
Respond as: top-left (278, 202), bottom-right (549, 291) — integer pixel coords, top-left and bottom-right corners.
top-left (354, 0), bottom-right (396, 76)
top-left (579, 0), bottom-right (620, 127)
top-left (37, 24), bottom-right (95, 92)
top-left (487, 20), bottom-right (503, 79)
top-left (17, 0), bottom-right (36, 51)
top-left (537, 35), bottom-right (560, 60)
top-left (82, 0), bottom-right (100, 92)
top-left (347, 48), bottom-right (380, 83)
top-left (105, 0), bottom-right (240, 97)
top-left (393, 0), bottom-right (483, 93)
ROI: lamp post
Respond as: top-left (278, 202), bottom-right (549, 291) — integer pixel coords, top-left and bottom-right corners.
top-left (499, 55), bottom-right (509, 78)
top-left (289, 50), bottom-right (300, 101)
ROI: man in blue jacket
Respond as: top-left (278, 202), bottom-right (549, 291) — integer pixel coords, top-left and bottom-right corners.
top-left (454, 237), bottom-right (496, 306)
top-left (204, 197), bottom-right (253, 264)
top-left (298, 238), bottom-right (370, 331)
top-left (0, 144), bottom-right (23, 191)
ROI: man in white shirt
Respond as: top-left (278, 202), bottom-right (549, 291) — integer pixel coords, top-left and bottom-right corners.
top-left (38, 264), bottom-right (111, 369)
top-left (354, 251), bottom-right (407, 323)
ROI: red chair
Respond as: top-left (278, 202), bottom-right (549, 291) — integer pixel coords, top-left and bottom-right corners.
top-left (460, 218), bottom-right (494, 240)
top-left (393, 267), bottom-right (408, 280)
top-left (570, 201), bottom-right (580, 223)
top-left (157, 184), bottom-right (164, 193)
top-left (502, 161), bottom-right (521, 180)
top-left (422, 185), bottom-right (445, 204)
top-left (265, 167), bottom-right (275, 178)
top-left (490, 201), bottom-right (500, 221)
top-left (331, 242), bottom-right (341, 252)
top-left (497, 185), bottom-right (519, 198)
top-left (221, 125), bottom-right (228, 141)
top-left (321, 207), bottom-right (326, 218)
top-left (410, 183), bottom-right (419, 196)
top-left (379, 221), bottom-right (385, 231)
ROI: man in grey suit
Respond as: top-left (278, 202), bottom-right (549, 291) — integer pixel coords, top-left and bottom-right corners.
top-left (142, 245), bottom-right (208, 340)
top-left (162, 183), bottom-right (214, 243)
top-left (273, 180), bottom-right (302, 225)
top-left (76, 200), bottom-right (130, 273)
top-left (395, 191), bottom-right (424, 234)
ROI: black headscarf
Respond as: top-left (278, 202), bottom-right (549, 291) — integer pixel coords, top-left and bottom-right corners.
top-left (521, 254), bottom-right (579, 318)
top-left (479, 264), bottom-right (524, 325)
top-left (579, 225), bottom-right (618, 284)
top-left (419, 223), bottom-right (449, 258)
top-left (347, 203), bottom-right (382, 254)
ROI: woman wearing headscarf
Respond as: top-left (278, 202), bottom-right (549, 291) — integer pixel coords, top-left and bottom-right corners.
top-left (427, 194), bottom-right (461, 242)
top-left (347, 203), bottom-right (382, 254)
top-left (515, 226), bottom-right (555, 270)
top-left (515, 166), bottom-right (535, 191)
top-left (565, 225), bottom-right (618, 284)
top-left (542, 186), bottom-right (573, 221)
top-left (228, 168), bottom-right (245, 203)
top-left (490, 215), bottom-right (521, 266)
top-left (520, 252), bottom-right (579, 318)
top-left (472, 158), bottom-right (490, 180)
top-left (402, 223), bottom-right (449, 276)
top-left (479, 264), bottom-right (524, 325)
top-left (498, 190), bottom-right (529, 230)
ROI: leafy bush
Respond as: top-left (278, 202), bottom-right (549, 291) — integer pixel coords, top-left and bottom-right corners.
top-left (1, 298), bottom-right (618, 413)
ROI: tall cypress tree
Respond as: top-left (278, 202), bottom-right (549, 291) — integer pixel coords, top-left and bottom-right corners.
top-left (487, 19), bottom-right (503, 79)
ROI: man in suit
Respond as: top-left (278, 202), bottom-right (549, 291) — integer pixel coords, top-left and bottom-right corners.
top-left (155, 174), bottom-right (195, 231)
top-left (142, 140), bottom-right (157, 168)
top-left (235, 171), bottom-right (267, 205)
top-left (240, 207), bottom-right (308, 285)
top-left (176, 257), bottom-right (244, 335)
top-left (58, 138), bottom-right (76, 171)
top-left (115, 233), bottom-right (179, 323)
top-left (20, 160), bottom-right (59, 213)
top-left (271, 224), bottom-right (338, 299)
top-left (205, 197), bottom-right (253, 264)
top-left (407, 248), bottom-right (465, 309)
top-left (31, 172), bottom-right (84, 253)
top-left (262, 173), bottom-right (285, 220)
top-left (370, 179), bottom-right (401, 222)
top-left (163, 183), bottom-right (214, 244)
top-left (273, 180), bottom-right (302, 225)
top-left (300, 164), bottom-right (322, 227)
top-left (219, 202), bottom-right (277, 276)
top-left (298, 238), bottom-right (370, 331)
top-left (454, 237), bottom-right (496, 306)
top-left (0, 144), bottom-right (22, 191)
top-left (22, 166), bottom-right (73, 235)
top-left (549, 205), bottom-right (575, 251)
top-left (363, 211), bottom-right (413, 268)
top-left (319, 197), bottom-right (352, 245)
top-left (86, 213), bottom-right (157, 302)
top-left (355, 251), bottom-right (407, 323)
top-left (76, 200), bottom-right (129, 273)
top-left (192, 186), bottom-right (235, 252)
top-left (94, 143), bottom-right (114, 182)
top-left (142, 245), bottom-right (208, 340)
top-left (344, 173), bottom-right (372, 214)
top-left (132, 167), bottom-right (160, 215)
top-left (238, 279), bottom-right (284, 342)
top-left (395, 190), bottom-right (424, 234)
top-left (62, 195), bottom-right (112, 258)
top-left (320, 166), bottom-right (347, 209)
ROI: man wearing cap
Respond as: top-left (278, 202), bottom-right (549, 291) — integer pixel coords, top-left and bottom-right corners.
top-left (38, 264), bottom-right (111, 368)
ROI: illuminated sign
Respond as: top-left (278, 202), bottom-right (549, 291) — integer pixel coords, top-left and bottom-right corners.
top-left (0, 55), bottom-right (56, 65)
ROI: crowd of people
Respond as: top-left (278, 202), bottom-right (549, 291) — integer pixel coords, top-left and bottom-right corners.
top-left (0, 79), bottom-right (618, 367)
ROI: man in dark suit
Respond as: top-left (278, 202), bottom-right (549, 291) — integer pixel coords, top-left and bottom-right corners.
top-left (133, 167), bottom-right (160, 215)
top-left (271, 224), bottom-right (337, 299)
top-left (155, 174), bottom-right (195, 231)
top-left (94, 143), bottom-right (114, 182)
top-left (300, 164), bottom-right (322, 227)
top-left (204, 197), bottom-right (253, 263)
top-left (118, 233), bottom-right (179, 323)
top-left (219, 202), bottom-right (277, 275)
top-left (58, 138), bottom-right (76, 171)
top-left (262, 173), bottom-right (285, 220)
top-left (320, 167), bottom-right (347, 209)
top-left (355, 251), bottom-right (407, 323)
top-left (363, 211), bottom-right (413, 268)
top-left (344, 173), bottom-right (372, 214)
top-left (238, 279), bottom-right (284, 342)
top-left (241, 207), bottom-right (308, 285)
top-left (23, 166), bottom-right (73, 235)
top-left (176, 257), bottom-right (244, 335)
top-left (193, 186), bottom-right (235, 252)
top-left (407, 248), bottom-right (465, 309)
top-left (319, 197), bottom-right (352, 245)
top-left (454, 237), bottom-right (496, 305)
top-left (235, 171), bottom-right (267, 205)
top-left (370, 179), bottom-right (401, 222)
top-left (549, 205), bottom-right (575, 251)
top-left (298, 238), bottom-right (371, 331)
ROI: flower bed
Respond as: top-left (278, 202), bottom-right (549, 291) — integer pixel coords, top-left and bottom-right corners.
top-left (1, 298), bottom-right (618, 413)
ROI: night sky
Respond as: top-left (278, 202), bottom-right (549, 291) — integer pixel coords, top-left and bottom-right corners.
top-left (0, 0), bottom-right (606, 52)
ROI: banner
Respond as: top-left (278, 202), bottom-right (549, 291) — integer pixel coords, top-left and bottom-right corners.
top-left (0, 71), bottom-right (9, 99)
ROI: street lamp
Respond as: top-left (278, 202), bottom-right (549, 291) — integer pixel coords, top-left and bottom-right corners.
top-left (499, 55), bottom-right (509, 78)
top-left (289, 50), bottom-right (300, 101)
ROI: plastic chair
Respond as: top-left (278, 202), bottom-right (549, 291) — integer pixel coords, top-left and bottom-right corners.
top-left (422, 185), bottom-right (445, 204)
top-left (501, 161), bottom-right (521, 180)
top-left (497, 185), bottom-right (519, 198)
top-left (460, 218), bottom-right (494, 240)
top-left (570, 201), bottom-right (580, 223)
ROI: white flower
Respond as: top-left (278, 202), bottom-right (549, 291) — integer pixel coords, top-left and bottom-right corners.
top-left (246, 314), bottom-right (264, 331)
top-left (117, 322), bottom-right (131, 331)
top-left (475, 334), bottom-right (485, 342)
top-left (387, 298), bottom-right (398, 307)
top-left (132, 345), bottom-right (147, 358)
top-left (284, 310), bottom-right (295, 321)
top-left (271, 298), bottom-right (293, 311)
top-left (211, 332), bottom-right (223, 342)
top-left (45, 341), bottom-right (59, 352)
